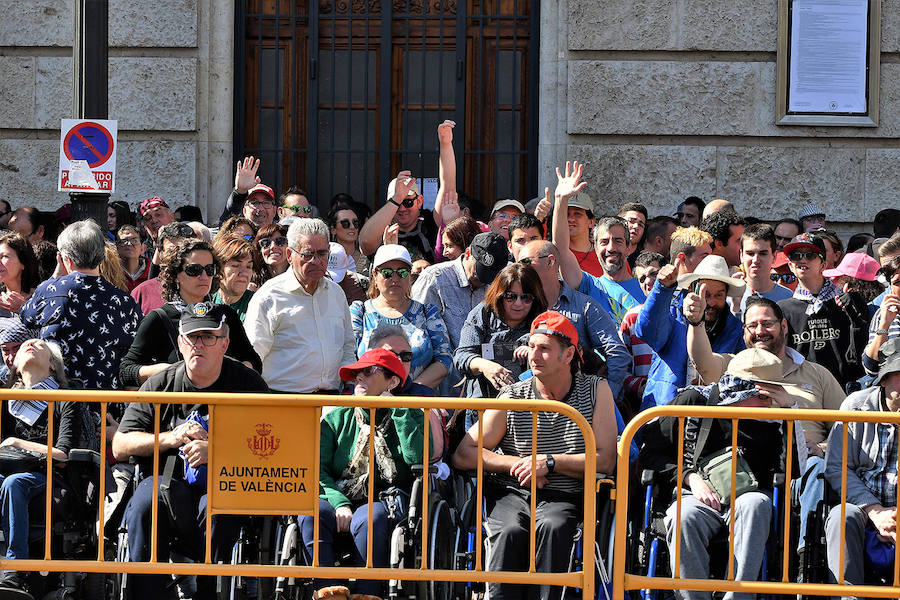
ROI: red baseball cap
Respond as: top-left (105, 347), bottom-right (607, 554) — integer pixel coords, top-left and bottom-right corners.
top-left (529, 311), bottom-right (581, 359)
top-left (247, 184), bottom-right (275, 200)
top-left (140, 196), bottom-right (169, 216)
top-left (339, 348), bottom-right (407, 382)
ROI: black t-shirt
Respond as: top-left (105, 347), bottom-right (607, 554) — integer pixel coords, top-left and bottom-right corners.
top-left (1, 400), bottom-right (81, 457)
top-left (118, 357), bottom-right (269, 469)
top-left (397, 213), bottom-right (438, 264)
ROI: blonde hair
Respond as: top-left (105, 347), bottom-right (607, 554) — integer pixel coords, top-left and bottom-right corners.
top-left (669, 226), bottom-right (714, 263)
top-left (101, 241), bottom-right (129, 292)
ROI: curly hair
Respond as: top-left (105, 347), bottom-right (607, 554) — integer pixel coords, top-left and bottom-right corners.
top-left (483, 263), bottom-right (547, 325)
top-left (0, 232), bottom-right (40, 293)
top-left (160, 239), bottom-right (219, 301)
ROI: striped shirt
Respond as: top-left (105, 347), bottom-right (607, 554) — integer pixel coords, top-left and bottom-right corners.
top-left (496, 373), bottom-right (599, 494)
top-left (619, 304), bottom-right (653, 400)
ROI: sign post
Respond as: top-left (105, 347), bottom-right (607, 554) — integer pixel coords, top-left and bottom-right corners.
top-left (58, 119), bottom-right (118, 193)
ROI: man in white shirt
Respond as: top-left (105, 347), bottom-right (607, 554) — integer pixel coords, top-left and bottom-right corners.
top-left (244, 218), bottom-right (356, 393)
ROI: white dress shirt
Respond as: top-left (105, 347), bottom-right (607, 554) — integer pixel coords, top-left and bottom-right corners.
top-left (244, 269), bottom-right (357, 393)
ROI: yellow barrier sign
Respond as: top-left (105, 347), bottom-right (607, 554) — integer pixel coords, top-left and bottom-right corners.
top-left (210, 405), bottom-right (317, 513)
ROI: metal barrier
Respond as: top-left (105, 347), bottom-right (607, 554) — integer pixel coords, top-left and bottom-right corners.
top-left (612, 405), bottom-right (900, 599)
top-left (0, 389), bottom-right (597, 598)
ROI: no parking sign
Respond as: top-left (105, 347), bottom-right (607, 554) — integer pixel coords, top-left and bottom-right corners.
top-left (58, 119), bottom-right (117, 193)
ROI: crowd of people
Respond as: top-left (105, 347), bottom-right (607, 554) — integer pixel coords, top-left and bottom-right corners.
top-left (0, 119), bottom-right (898, 600)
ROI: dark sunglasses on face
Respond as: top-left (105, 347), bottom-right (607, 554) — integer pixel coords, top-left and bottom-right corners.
top-left (181, 263), bottom-right (217, 277)
top-left (788, 251), bottom-right (823, 262)
top-left (519, 254), bottom-right (550, 266)
top-left (378, 267), bottom-right (411, 279)
top-left (116, 238), bottom-right (140, 247)
top-left (503, 291), bottom-right (534, 303)
top-left (339, 218), bottom-right (360, 229)
top-left (258, 236), bottom-right (289, 250)
top-left (391, 350), bottom-right (414, 363)
top-left (398, 197), bottom-right (416, 208)
top-left (770, 272), bottom-right (797, 285)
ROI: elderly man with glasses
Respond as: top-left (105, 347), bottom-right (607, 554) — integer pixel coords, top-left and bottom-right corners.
top-left (245, 218), bottom-right (356, 393)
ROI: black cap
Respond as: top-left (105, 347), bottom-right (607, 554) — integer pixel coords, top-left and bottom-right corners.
top-left (179, 302), bottom-right (228, 335)
top-left (469, 232), bottom-right (509, 286)
top-left (783, 233), bottom-right (827, 259)
top-left (876, 338), bottom-right (900, 386)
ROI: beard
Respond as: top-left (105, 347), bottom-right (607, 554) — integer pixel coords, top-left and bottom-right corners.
top-left (704, 304), bottom-right (723, 324)
top-left (749, 331), bottom-right (785, 355)
top-left (601, 252), bottom-right (624, 274)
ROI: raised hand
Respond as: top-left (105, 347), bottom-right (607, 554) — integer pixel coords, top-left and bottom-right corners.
top-left (437, 119), bottom-right (456, 144)
top-left (439, 189), bottom-right (460, 223)
top-left (657, 255), bottom-right (685, 288)
top-left (554, 161), bottom-right (587, 201)
top-left (393, 170), bottom-right (415, 203)
top-left (682, 282), bottom-right (707, 323)
top-left (533, 187), bottom-right (552, 222)
top-left (235, 156), bottom-right (261, 193)
top-left (383, 223), bottom-right (400, 246)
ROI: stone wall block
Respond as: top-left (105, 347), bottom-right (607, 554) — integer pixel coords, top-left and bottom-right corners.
top-left (109, 58), bottom-right (198, 131)
top-left (567, 144), bottom-right (717, 216)
top-left (679, 0), bottom-right (776, 51)
top-left (0, 139), bottom-right (66, 210)
top-left (882, 0), bottom-right (900, 53)
top-left (715, 146), bottom-right (865, 221)
top-left (0, 57), bottom-right (35, 129)
top-left (567, 0), bottom-right (677, 50)
top-left (114, 140), bottom-right (197, 207)
top-left (863, 149), bottom-right (900, 216)
top-left (109, 0), bottom-right (198, 48)
top-left (34, 57), bottom-right (73, 129)
top-left (568, 60), bottom-right (764, 136)
top-left (0, 1), bottom-right (72, 47)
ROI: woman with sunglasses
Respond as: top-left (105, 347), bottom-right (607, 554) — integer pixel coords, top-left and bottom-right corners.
top-left (253, 223), bottom-right (290, 282)
top-left (119, 239), bottom-right (261, 387)
top-left (0, 232), bottom-right (40, 316)
top-left (327, 202), bottom-right (369, 277)
top-left (350, 244), bottom-right (452, 391)
top-left (212, 236), bottom-right (264, 321)
top-left (454, 262), bottom-right (547, 402)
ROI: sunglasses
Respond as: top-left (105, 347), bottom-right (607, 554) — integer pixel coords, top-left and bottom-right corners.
top-left (258, 236), bottom-right (288, 250)
top-left (378, 267), bottom-right (411, 279)
top-left (519, 255), bottom-right (550, 266)
top-left (339, 218), bottom-right (360, 229)
top-left (503, 291), bottom-right (534, 303)
top-left (770, 272), bottom-right (797, 285)
top-left (356, 365), bottom-right (387, 377)
top-left (282, 204), bottom-right (312, 214)
top-left (398, 197), bottom-right (416, 208)
top-left (788, 251), bottom-right (823, 262)
top-left (181, 263), bottom-right (216, 277)
top-left (116, 238), bottom-right (141, 247)
top-left (391, 350), bottom-right (414, 363)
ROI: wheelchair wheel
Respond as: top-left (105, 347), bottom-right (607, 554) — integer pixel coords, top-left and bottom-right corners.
top-left (425, 498), bottom-right (455, 600)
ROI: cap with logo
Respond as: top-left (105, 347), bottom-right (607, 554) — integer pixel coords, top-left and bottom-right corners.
top-left (247, 184), bottom-right (275, 201)
top-left (140, 196), bottom-right (169, 216)
top-left (339, 347), bottom-right (408, 382)
top-left (469, 232), bottom-right (509, 286)
top-left (327, 242), bottom-right (350, 283)
top-left (179, 302), bottom-right (228, 336)
top-left (529, 310), bottom-right (582, 359)
top-left (783, 233), bottom-right (827, 259)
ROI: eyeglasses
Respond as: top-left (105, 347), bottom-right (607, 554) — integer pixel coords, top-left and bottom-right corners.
top-left (770, 272), bottom-right (797, 285)
top-left (519, 255), bottom-right (550, 266)
top-left (743, 319), bottom-right (780, 331)
top-left (338, 218), bottom-right (360, 229)
top-left (391, 350), bottom-right (414, 363)
top-left (282, 204), bottom-right (312, 214)
top-left (181, 263), bottom-right (216, 277)
top-left (295, 249), bottom-right (330, 262)
top-left (356, 365), bottom-right (386, 378)
top-left (116, 238), bottom-right (140, 247)
top-left (377, 267), bottom-right (411, 279)
top-left (492, 212), bottom-right (513, 223)
top-left (258, 236), bottom-right (288, 250)
top-left (247, 199), bottom-right (276, 210)
top-left (788, 251), bottom-right (823, 262)
top-left (182, 332), bottom-right (226, 347)
top-left (503, 291), bottom-right (534, 303)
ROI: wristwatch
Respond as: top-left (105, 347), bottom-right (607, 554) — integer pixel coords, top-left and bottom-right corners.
top-left (687, 318), bottom-right (704, 327)
top-left (876, 328), bottom-right (890, 336)
top-left (545, 454), bottom-right (556, 473)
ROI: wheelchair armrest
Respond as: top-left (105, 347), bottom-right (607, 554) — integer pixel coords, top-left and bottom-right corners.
top-left (68, 448), bottom-right (101, 466)
top-left (410, 464), bottom-right (438, 477)
top-left (640, 469), bottom-right (655, 487)
top-left (773, 472), bottom-right (786, 487)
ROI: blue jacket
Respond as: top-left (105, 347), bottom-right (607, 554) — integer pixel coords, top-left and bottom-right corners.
top-left (633, 281), bottom-right (744, 410)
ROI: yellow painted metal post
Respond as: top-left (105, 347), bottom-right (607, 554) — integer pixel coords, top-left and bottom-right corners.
top-left (529, 411), bottom-right (537, 574)
top-left (727, 421), bottom-right (738, 580)
top-left (98, 402), bottom-right (108, 561)
top-left (421, 406), bottom-right (430, 571)
top-left (151, 404), bottom-right (161, 563)
top-left (366, 407), bottom-right (376, 568)
top-left (476, 408), bottom-right (484, 571)
top-left (43, 401), bottom-right (55, 560)
top-left (781, 420), bottom-right (794, 582)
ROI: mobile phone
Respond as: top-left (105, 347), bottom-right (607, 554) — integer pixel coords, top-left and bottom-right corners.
top-left (692, 281), bottom-right (702, 296)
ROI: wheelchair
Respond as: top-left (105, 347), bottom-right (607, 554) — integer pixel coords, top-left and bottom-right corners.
top-left (266, 462), bottom-right (458, 600)
top-left (632, 466), bottom-right (799, 600)
top-left (451, 470), bottom-right (617, 600)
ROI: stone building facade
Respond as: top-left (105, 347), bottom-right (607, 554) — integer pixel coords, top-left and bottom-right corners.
top-left (1, 0), bottom-right (896, 229)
